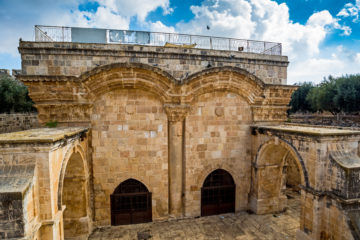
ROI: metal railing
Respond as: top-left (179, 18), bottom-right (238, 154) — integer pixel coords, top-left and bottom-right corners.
top-left (34, 25), bottom-right (282, 56)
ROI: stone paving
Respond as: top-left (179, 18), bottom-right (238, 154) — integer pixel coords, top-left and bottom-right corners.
top-left (89, 190), bottom-right (300, 240)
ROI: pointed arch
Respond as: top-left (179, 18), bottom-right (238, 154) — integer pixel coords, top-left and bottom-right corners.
top-left (201, 169), bottom-right (236, 216)
top-left (255, 137), bottom-right (309, 188)
top-left (113, 178), bottom-right (150, 194)
top-left (57, 144), bottom-right (90, 239)
top-left (111, 178), bottom-right (152, 225)
top-left (79, 62), bottom-right (176, 103)
top-left (57, 143), bottom-right (88, 210)
top-left (183, 66), bottom-right (266, 105)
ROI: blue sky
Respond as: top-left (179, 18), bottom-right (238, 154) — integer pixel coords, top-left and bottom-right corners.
top-left (0, 0), bottom-right (359, 84)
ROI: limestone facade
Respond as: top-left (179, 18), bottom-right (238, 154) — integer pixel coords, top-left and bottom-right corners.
top-left (0, 40), bottom-right (359, 240)
top-left (184, 91), bottom-right (252, 216)
top-left (91, 89), bottom-right (169, 225)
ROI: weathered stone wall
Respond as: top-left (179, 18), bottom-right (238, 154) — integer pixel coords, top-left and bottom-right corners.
top-left (19, 41), bottom-right (288, 85)
top-left (0, 128), bottom-right (90, 240)
top-left (251, 125), bottom-right (360, 240)
top-left (91, 89), bottom-right (168, 225)
top-left (0, 113), bottom-right (39, 133)
top-left (319, 197), bottom-right (354, 240)
top-left (0, 193), bottom-right (24, 239)
top-left (297, 193), bottom-right (355, 240)
top-left (0, 160), bottom-right (39, 239)
top-left (184, 91), bottom-right (252, 216)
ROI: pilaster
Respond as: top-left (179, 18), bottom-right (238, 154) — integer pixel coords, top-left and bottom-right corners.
top-left (164, 104), bottom-right (190, 217)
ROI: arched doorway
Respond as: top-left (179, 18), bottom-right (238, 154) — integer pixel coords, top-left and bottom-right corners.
top-left (110, 179), bottom-right (152, 225)
top-left (283, 153), bottom-right (302, 218)
top-left (61, 152), bottom-right (89, 239)
top-left (251, 139), bottom-right (308, 235)
top-left (284, 153), bottom-right (301, 191)
top-left (201, 169), bottom-right (235, 216)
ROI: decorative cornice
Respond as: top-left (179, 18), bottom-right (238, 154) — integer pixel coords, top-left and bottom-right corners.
top-left (17, 75), bottom-right (77, 82)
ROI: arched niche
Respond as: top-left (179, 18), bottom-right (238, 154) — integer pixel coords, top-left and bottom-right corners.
top-left (250, 138), bottom-right (308, 215)
top-left (61, 152), bottom-right (89, 239)
top-left (201, 169), bottom-right (235, 216)
top-left (110, 179), bottom-right (152, 226)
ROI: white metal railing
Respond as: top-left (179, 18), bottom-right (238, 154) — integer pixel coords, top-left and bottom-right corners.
top-left (34, 25), bottom-right (282, 56)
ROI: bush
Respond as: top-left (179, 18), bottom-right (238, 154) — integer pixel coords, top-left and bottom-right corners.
top-left (0, 75), bottom-right (35, 113)
top-left (45, 120), bottom-right (58, 128)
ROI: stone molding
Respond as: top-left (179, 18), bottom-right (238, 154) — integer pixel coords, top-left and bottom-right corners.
top-left (20, 62), bottom-right (296, 124)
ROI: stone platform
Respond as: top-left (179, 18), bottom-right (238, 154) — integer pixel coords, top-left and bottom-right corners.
top-left (89, 191), bottom-right (300, 240)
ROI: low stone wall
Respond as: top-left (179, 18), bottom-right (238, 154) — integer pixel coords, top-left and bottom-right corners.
top-left (0, 113), bottom-right (39, 133)
top-left (289, 114), bottom-right (360, 128)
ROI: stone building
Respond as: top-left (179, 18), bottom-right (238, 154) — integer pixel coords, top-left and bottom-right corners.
top-left (0, 26), bottom-right (360, 240)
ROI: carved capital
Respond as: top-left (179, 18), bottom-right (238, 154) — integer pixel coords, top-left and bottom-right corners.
top-left (164, 104), bottom-right (190, 122)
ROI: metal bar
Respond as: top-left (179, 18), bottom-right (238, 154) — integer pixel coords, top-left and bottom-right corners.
top-left (35, 26), bottom-right (53, 42)
top-left (33, 25), bottom-right (282, 55)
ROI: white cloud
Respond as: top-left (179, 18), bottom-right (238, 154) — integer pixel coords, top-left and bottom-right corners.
top-left (0, 0), bottom-right (358, 84)
top-left (149, 21), bottom-right (176, 33)
top-left (175, 1), bottom-right (348, 59)
top-left (69, 0), bottom-right (173, 29)
top-left (289, 46), bottom-right (360, 83)
top-left (289, 54), bottom-right (360, 83)
top-left (70, 6), bottom-right (130, 29)
top-left (171, 0), bottom-right (354, 84)
top-left (355, 53), bottom-right (360, 64)
top-left (0, 0), bottom-right (172, 57)
top-left (100, 0), bottom-right (172, 22)
top-left (337, 0), bottom-right (360, 23)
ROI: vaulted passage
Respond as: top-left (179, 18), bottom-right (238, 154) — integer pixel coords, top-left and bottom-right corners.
top-left (62, 152), bottom-right (89, 239)
top-left (201, 169), bottom-right (235, 216)
top-left (250, 139), bottom-right (304, 222)
top-left (111, 179), bottom-right (152, 226)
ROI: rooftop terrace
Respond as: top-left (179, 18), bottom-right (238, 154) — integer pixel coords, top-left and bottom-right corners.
top-left (34, 25), bottom-right (282, 56)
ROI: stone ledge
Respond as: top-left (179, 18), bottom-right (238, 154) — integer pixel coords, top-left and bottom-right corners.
top-left (0, 127), bottom-right (88, 144)
top-left (19, 41), bottom-right (289, 64)
top-left (251, 124), bottom-right (360, 137)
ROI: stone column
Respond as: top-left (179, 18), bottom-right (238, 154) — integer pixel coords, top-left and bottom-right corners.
top-left (164, 104), bottom-right (189, 218)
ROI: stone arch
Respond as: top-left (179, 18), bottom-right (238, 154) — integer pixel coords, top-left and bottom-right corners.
top-left (200, 168), bottom-right (236, 216)
top-left (250, 137), bottom-right (309, 214)
top-left (57, 144), bottom-right (90, 239)
top-left (183, 66), bottom-right (265, 105)
top-left (255, 138), bottom-right (309, 188)
top-left (79, 62), bottom-right (176, 103)
top-left (57, 143), bottom-right (88, 210)
top-left (110, 178), bottom-right (152, 225)
top-left (113, 178), bottom-right (150, 193)
top-left (112, 177), bottom-right (152, 194)
top-left (197, 165), bottom-right (240, 190)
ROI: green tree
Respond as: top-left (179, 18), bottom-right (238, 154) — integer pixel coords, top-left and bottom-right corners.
top-left (306, 76), bottom-right (340, 115)
top-left (334, 74), bottom-right (360, 113)
top-left (288, 82), bottom-right (314, 113)
top-left (0, 75), bottom-right (35, 113)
